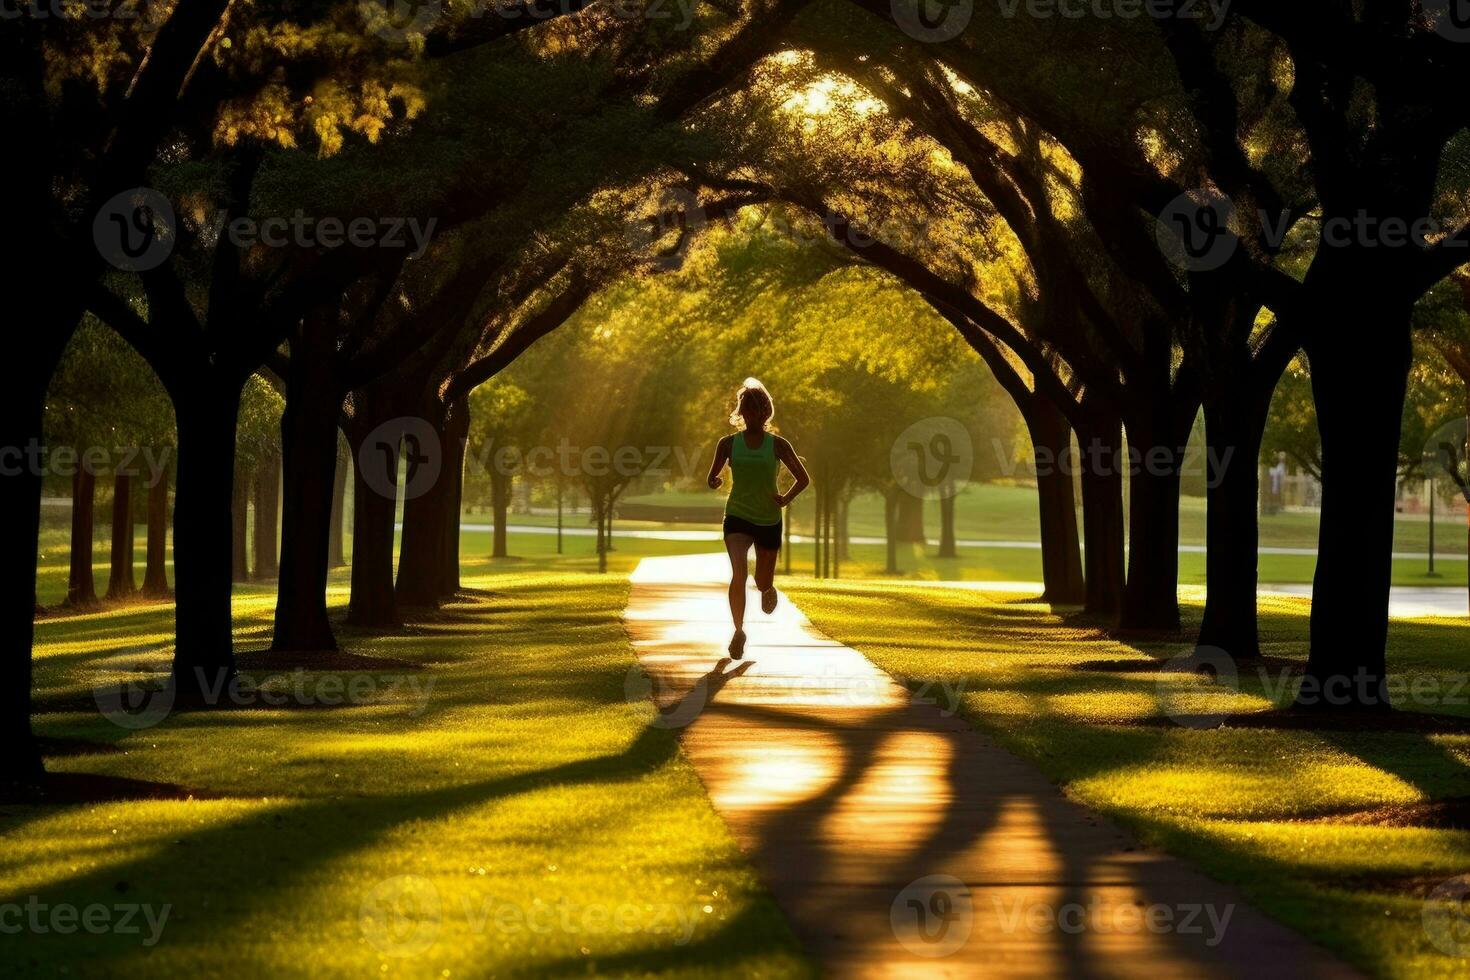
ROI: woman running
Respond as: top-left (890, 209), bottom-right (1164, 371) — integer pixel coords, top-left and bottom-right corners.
top-left (706, 378), bottom-right (810, 659)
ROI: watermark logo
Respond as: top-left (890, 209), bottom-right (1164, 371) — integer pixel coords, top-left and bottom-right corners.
top-left (1425, 0), bottom-right (1470, 43)
top-left (359, 0), bottom-right (442, 43)
top-left (891, 874), bottom-right (973, 956)
top-left (1424, 875), bottom-right (1470, 956)
top-left (93, 667), bottom-right (436, 730)
top-left (891, 0), bottom-right (973, 42)
top-left (623, 664), bottom-right (709, 729)
top-left (361, 875), bottom-right (442, 956)
top-left (93, 668), bottom-right (176, 731)
top-left (993, 895), bottom-right (1233, 944)
top-left (891, 417), bottom-right (973, 499)
top-left (625, 187), bottom-right (707, 271)
top-left (94, 187), bottom-right (176, 272)
top-left (996, 0), bottom-right (1231, 30)
top-left (1155, 646), bottom-right (1239, 729)
top-left (1156, 187), bottom-right (1238, 272)
top-left (358, 417), bottom-right (442, 501)
top-left (206, 210), bottom-right (437, 257)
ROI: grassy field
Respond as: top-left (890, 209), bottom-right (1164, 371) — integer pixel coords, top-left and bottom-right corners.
top-left (37, 479), bottom-right (1469, 609)
top-left (21, 510), bottom-right (1470, 976)
top-left (783, 579), bottom-right (1470, 980)
top-left (616, 483), bottom-right (1469, 555)
top-left (13, 557), bottom-right (811, 977)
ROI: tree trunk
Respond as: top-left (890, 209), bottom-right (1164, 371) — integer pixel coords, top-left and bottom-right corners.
top-left (171, 383), bottom-right (244, 703)
top-left (396, 439), bottom-right (452, 607)
top-left (1119, 427), bottom-right (1184, 632)
top-left (1197, 393), bottom-right (1267, 661)
top-left (271, 374), bottom-right (342, 653)
top-left (106, 472), bottom-right (136, 599)
top-left (938, 487), bottom-right (957, 559)
top-left (1027, 403), bottom-right (1086, 605)
top-left (1298, 278), bottom-right (1413, 711)
top-left (439, 404), bottom-right (468, 596)
top-left (837, 492), bottom-right (851, 561)
top-left (346, 421), bottom-right (401, 628)
top-left (830, 485), bottom-right (840, 579)
top-left (66, 467), bottom-right (98, 607)
top-left (1077, 419), bottom-right (1125, 617)
top-left (812, 484), bottom-right (823, 578)
top-left (491, 473), bottom-right (511, 558)
top-left (231, 468), bottom-right (251, 584)
top-left (883, 488), bottom-right (900, 575)
top-left (328, 449), bottom-right (348, 569)
top-left (252, 452), bottom-right (279, 580)
top-left (141, 462), bottom-right (171, 596)
top-left (0, 385), bottom-right (49, 783)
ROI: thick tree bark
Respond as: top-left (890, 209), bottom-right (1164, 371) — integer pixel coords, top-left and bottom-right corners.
top-left (171, 383), bottom-right (244, 703)
top-left (252, 452), bottom-right (280, 580)
top-left (0, 387), bottom-right (50, 783)
top-left (1299, 276), bottom-right (1413, 711)
top-left (328, 450), bottom-right (348, 568)
top-left (66, 467), bottom-right (98, 607)
top-left (396, 437), bottom-right (453, 607)
top-left (439, 403), bottom-right (467, 596)
top-left (106, 473), bottom-right (136, 599)
top-left (1027, 403), bottom-right (1086, 605)
top-left (1119, 422), bottom-right (1184, 632)
top-left (346, 422), bottom-right (401, 628)
top-left (271, 374), bottom-right (342, 653)
top-left (1198, 392), bottom-right (1268, 661)
top-left (1077, 419), bottom-right (1125, 618)
top-left (142, 462), bottom-right (171, 596)
top-left (937, 488), bottom-right (957, 559)
top-left (231, 469), bottom-right (251, 584)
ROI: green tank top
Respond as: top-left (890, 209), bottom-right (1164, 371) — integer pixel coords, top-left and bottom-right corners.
top-left (726, 431), bottom-right (781, 525)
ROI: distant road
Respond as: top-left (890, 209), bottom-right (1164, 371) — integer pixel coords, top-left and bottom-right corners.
top-left (478, 522), bottom-right (1467, 563)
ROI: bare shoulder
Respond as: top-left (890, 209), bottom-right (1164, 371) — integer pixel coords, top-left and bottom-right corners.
top-left (716, 433), bottom-right (735, 452)
top-left (773, 435), bottom-right (797, 456)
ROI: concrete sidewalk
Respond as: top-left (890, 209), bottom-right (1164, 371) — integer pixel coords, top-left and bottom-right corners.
top-left (624, 553), bottom-right (1357, 978)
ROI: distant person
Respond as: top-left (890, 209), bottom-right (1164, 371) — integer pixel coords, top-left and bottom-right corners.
top-left (706, 378), bottom-right (810, 659)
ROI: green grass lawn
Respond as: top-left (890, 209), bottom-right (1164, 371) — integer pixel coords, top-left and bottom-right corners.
top-left (21, 509), bottom-right (1470, 977)
top-left (618, 483), bottom-right (1469, 555)
top-left (782, 579), bottom-right (1470, 980)
top-left (37, 478), bottom-right (1468, 609)
top-left (13, 560), bottom-right (811, 978)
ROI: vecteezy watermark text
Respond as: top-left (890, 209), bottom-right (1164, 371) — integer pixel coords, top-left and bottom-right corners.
top-left (359, 875), bottom-right (709, 956)
top-left (0, 442), bottom-right (171, 486)
top-left (1157, 188), bottom-right (1470, 271)
top-left (94, 666), bottom-right (436, 730)
top-left (93, 186), bottom-right (437, 273)
top-left (0, 897), bottom-right (170, 947)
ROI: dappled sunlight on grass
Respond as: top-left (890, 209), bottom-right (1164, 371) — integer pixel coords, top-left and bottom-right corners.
top-left (787, 579), bottom-right (1470, 980)
top-left (11, 564), bottom-right (810, 978)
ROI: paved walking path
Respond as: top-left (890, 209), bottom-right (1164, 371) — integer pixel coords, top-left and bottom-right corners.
top-left (625, 553), bottom-right (1357, 978)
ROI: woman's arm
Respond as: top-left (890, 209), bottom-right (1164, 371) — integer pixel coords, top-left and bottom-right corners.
top-left (773, 437), bottom-right (810, 507)
top-left (707, 435), bottom-right (733, 489)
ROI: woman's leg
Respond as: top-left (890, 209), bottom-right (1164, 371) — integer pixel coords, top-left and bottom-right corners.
top-left (755, 546), bottom-right (779, 613)
top-left (725, 534), bottom-right (752, 632)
